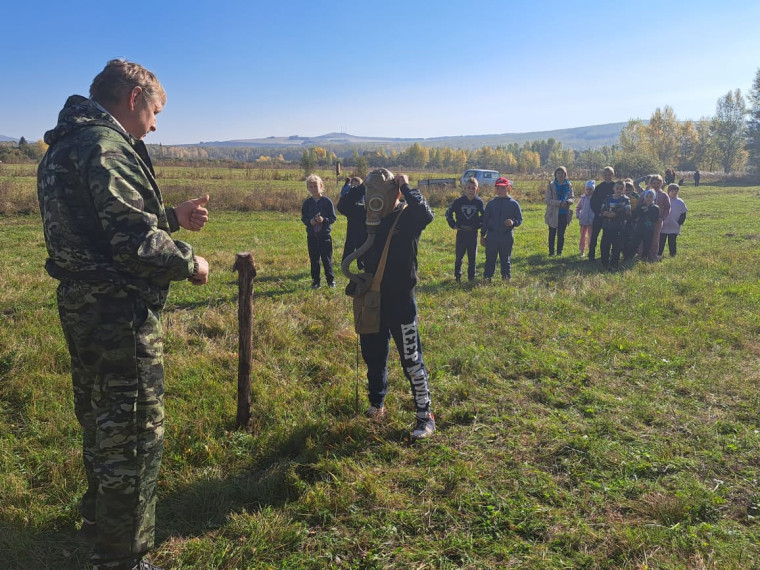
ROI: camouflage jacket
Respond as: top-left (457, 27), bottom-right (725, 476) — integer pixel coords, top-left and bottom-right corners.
top-left (38, 95), bottom-right (194, 307)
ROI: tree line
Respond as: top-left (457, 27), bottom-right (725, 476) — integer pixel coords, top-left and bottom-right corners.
top-left (5, 68), bottom-right (760, 178)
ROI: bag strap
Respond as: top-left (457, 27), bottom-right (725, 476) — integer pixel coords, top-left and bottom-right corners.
top-left (370, 203), bottom-right (406, 292)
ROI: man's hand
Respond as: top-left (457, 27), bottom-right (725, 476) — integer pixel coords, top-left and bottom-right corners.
top-left (176, 195), bottom-right (210, 231)
top-left (189, 256), bottom-right (209, 285)
top-left (504, 219), bottom-right (514, 227)
top-left (396, 174), bottom-right (409, 188)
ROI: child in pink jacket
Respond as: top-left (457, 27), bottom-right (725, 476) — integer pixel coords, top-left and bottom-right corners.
top-left (575, 180), bottom-right (595, 256)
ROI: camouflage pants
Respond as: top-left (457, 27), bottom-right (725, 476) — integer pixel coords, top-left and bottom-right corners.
top-left (56, 280), bottom-right (164, 568)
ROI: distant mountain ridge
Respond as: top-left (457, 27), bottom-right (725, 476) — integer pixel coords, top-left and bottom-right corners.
top-left (192, 122), bottom-right (629, 151)
top-left (1, 122), bottom-right (629, 150)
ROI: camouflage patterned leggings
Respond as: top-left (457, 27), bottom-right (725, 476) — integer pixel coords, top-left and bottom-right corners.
top-left (57, 280), bottom-right (164, 568)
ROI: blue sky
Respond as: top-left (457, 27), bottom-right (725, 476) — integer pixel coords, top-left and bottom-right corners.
top-left (3, 0), bottom-right (759, 145)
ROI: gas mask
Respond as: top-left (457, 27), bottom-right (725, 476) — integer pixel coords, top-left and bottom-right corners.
top-left (364, 168), bottom-right (400, 226)
top-left (341, 168), bottom-right (400, 291)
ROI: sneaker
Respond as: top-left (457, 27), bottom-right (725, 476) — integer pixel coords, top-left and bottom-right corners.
top-left (311, 282), bottom-right (320, 289)
top-left (328, 281), bottom-right (336, 288)
top-left (94, 560), bottom-right (162, 570)
top-left (366, 405), bottom-right (387, 421)
top-left (135, 562), bottom-right (163, 570)
top-left (411, 412), bottom-right (435, 440)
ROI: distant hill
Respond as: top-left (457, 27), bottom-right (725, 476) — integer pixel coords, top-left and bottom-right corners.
top-left (195, 132), bottom-right (419, 148)
top-left (191, 123), bottom-right (628, 151)
top-left (2, 123), bottom-right (627, 150)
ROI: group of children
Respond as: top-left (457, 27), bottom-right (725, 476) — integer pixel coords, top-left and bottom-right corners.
top-left (298, 168), bottom-right (687, 441)
top-left (301, 167), bottom-right (688, 287)
top-left (573, 167), bottom-right (688, 271)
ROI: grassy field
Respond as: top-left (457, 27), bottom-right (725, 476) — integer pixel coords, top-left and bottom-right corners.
top-left (2, 165), bottom-right (760, 568)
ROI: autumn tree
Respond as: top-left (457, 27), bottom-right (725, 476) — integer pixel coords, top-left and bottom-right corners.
top-left (400, 143), bottom-right (429, 168)
top-left (711, 89), bottom-right (747, 173)
top-left (745, 68), bottom-right (760, 174)
top-left (677, 121), bottom-right (700, 170)
top-left (300, 149), bottom-right (317, 176)
top-left (618, 108), bottom-right (681, 172)
top-left (428, 147), bottom-right (443, 169)
top-left (311, 146), bottom-right (329, 166)
top-left (576, 146), bottom-right (616, 179)
top-left (447, 149), bottom-right (467, 172)
top-left (548, 146), bottom-right (575, 170)
top-left (689, 119), bottom-right (715, 171)
top-left (518, 150), bottom-right (540, 173)
top-left (352, 151), bottom-right (368, 180)
top-left (646, 106), bottom-right (680, 167)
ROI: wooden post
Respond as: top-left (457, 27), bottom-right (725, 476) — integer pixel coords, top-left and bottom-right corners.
top-left (233, 252), bottom-right (257, 428)
top-left (335, 161), bottom-right (342, 186)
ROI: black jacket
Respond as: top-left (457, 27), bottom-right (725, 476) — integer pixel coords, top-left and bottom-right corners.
top-left (590, 181), bottom-right (615, 215)
top-left (301, 196), bottom-right (336, 236)
top-left (445, 195), bottom-right (484, 231)
top-left (343, 183), bottom-right (434, 299)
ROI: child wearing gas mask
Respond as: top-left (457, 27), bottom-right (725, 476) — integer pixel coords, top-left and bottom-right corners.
top-left (481, 177), bottom-right (523, 282)
top-left (339, 168), bottom-right (437, 440)
top-left (301, 174), bottom-right (337, 288)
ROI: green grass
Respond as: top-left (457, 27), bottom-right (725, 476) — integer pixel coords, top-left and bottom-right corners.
top-left (2, 177), bottom-right (760, 568)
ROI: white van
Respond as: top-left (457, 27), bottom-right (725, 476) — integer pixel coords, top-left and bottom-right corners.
top-left (460, 169), bottom-right (501, 188)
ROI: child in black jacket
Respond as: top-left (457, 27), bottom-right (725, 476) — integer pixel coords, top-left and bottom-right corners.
top-left (301, 174), bottom-right (337, 288)
top-left (445, 177), bottom-right (485, 282)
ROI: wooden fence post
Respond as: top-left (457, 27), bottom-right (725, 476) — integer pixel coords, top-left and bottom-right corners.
top-left (233, 252), bottom-right (257, 428)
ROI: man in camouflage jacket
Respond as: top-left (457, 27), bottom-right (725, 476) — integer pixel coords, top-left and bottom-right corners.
top-left (37, 60), bottom-right (209, 570)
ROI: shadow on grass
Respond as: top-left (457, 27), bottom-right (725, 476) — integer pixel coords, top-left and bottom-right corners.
top-left (155, 413), bottom-right (409, 542)
top-left (0, 413), bottom-right (408, 569)
top-left (0, 519), bottom-right (92, 569)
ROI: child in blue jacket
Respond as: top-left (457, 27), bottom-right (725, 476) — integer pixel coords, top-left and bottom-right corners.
top-left (481, 177), bottom-right (523, 282)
